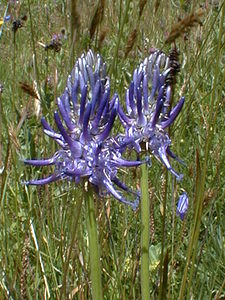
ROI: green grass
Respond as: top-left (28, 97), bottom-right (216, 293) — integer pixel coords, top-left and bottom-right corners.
top-left (0, 0), bottom-right (224, 299)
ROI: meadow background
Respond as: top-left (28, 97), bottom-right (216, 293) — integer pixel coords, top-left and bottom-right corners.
top-left (0, 0), bottom-right (224, 299)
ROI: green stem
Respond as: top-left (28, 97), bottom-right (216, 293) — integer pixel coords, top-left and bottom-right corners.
top-left (140, 162), bottom-right (150, 300)
top-left (27, 0), bottom-right (41, 100)
top-left (60, 195), bottom-right (83, 299)
top-left (85, 187), bottom-right (103, 300)
top-left (159, 171), bottom-right (168, 300)
top-left (109, 0), bottom-right (131, 78)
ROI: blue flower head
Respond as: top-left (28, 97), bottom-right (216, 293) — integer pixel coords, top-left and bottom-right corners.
top-left (176, 192), bottom-right (188, 220)
top-left (24, 50), bottom-right (142, 210)
top-left (118, 50), bottom-right (185, 180)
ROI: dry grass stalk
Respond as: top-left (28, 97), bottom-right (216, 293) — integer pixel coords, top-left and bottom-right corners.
top-left (0, 91), bottom-right (3, 168)
top-left (70, 0), bottom-right (81, 54)
top-left (20, 235), bottom-right (30, 300)
top-left (19, 81), bottom-right (41, 117)
top-left (71, 0), bottom-right (81, 36)
top-left (203, 188), bottom-right (216, 208)
top-left (98, 27), bottom-right (108, 48)
top-left (19, 82), bottom-right (39, 99)
top-left (8, 98), bottom-right (33, 151)
top-left (89, 0), bottom-right (105, 40)
top-left (125, 29), bottom-right (137, 58)
top-left (166, 9), bottom-right (204, 44)
top-left (139, 0), bottom-right (147, 18)
top-left (154, 0), bottom-right (161, 13)
top-left (9, 125), bottom-right (21, 150)
top-left (161, 172), bottom-right (167, 202)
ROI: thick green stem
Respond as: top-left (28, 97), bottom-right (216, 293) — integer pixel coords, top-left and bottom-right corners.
top-left (85, 188), bottom-right (103, 300)
top-left (140, 163), bottom-right (150, 300)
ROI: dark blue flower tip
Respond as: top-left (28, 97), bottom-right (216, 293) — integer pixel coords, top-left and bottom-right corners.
top-left (98, 99), bottom-right (118, 141)
top-left (92, 87), bottom-right (110, 130)
top-left (166, 147), bottom-right (186, 166)
top-left (54, 111), bottom-right (82, 157)
top-left (176, 192), bottom-right (188, 220)
top-left (4, 15), bottom-right (11, 22)
top-left (125, 89), bottom-right (132, 115)
top-left (143, 74), bottom-right (149, 113)
top-left (78, 70), bottom-right (86, 92)
top-left (117, 137), bottom-right (141, 154)
top-left (87, 64), bottom-right (95, 91)
top-left (91, 79), bottom-right (101, 116)
top-left (78, 85), bottom-right (88, 125)
top-left (112, 155), bottom-right (143, 167)
top-left (24, 174), bottom-right (62, 185)
top-left (71, 78), bottom-right (79, 109)
top-left (109, 93), bottom-right (118, 111)
top-left (135, 66), bottom-right (144, 88)
top-left (136, 87), bottom-right (147, 127)
top-left (150, 64), bottom-right (160, 100)
top-left (118, 103), bottom-right (132, 126)
top-left (112, 176), bottom-right (141, 210)
top-left (41, 117), bottom-right (64, 143)
top-left (86, 50), bottom-right (95, 66)
top-left (23, 157), bottom-right (57, 166)
top-left (131, 197), bottom-right (140, 211)
top-left (80, 102), bottom-right (92, 143)
top-left (161, 97), bottom-right (185, 129)
top-left (57, 97), bottom-right (75, 131)
top-left (64, 168), bottom-right (91, 177)
top-left (169, 169), bottom-right (183, 181)
top-left (78, 56), bottom-right (88, 82)
top-left (43, 129), bottom-right (64, 146)
top-left (158, 146), bottom-right (183, 180)
top-left (103, 178), bottom-right (140, 210)
top-left (165, 85), bottom-right (172, 103)
top-left (41, 117), bottom-right (53, 131)
top-left (62, 88), bottom-right (71, 114)
top-left (159, 68), bottom-right (171, 87)
top-left (127, 81), bottom-right (136, 115)
top-left (151, 96), bottom-right (164, 128)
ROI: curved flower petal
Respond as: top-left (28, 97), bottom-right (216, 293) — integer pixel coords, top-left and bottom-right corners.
top-left (24, 174), bottom-right (62, 185)
top-left (57, 97), bottom-right (75, 131)
top-left (54, 111), bottom-right (82, 157)
top-left (23, 157), bottom-right (57, 166)
top-left (103, 178), bottom-right (139, 210)
top-left (158, 146), bottom-right (183, 180)
top-left (161, 97), bottom-right (185, 129)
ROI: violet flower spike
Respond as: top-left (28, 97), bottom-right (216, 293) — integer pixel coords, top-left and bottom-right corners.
top-left (118, 49), bottom-right (185, 180)
top-left (23, 50), bottom-right (142, 210)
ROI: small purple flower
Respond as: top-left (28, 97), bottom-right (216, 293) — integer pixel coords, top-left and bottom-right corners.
top-left (117, 50), bottom-right (185, 180)
top-left (176, 192), bottom-right (188, 220)
top-left (24, 50), bottom-right (142, 210)
top-left (4, 15), bottom-right (11, 22)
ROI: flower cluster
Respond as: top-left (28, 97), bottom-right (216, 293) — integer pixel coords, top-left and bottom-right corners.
top-left (24, 50), bottom-right (186, 211)
top-left (24, 50), bottom-right (141, 209)
top-left (117, 50), bottom-right (185, 180)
